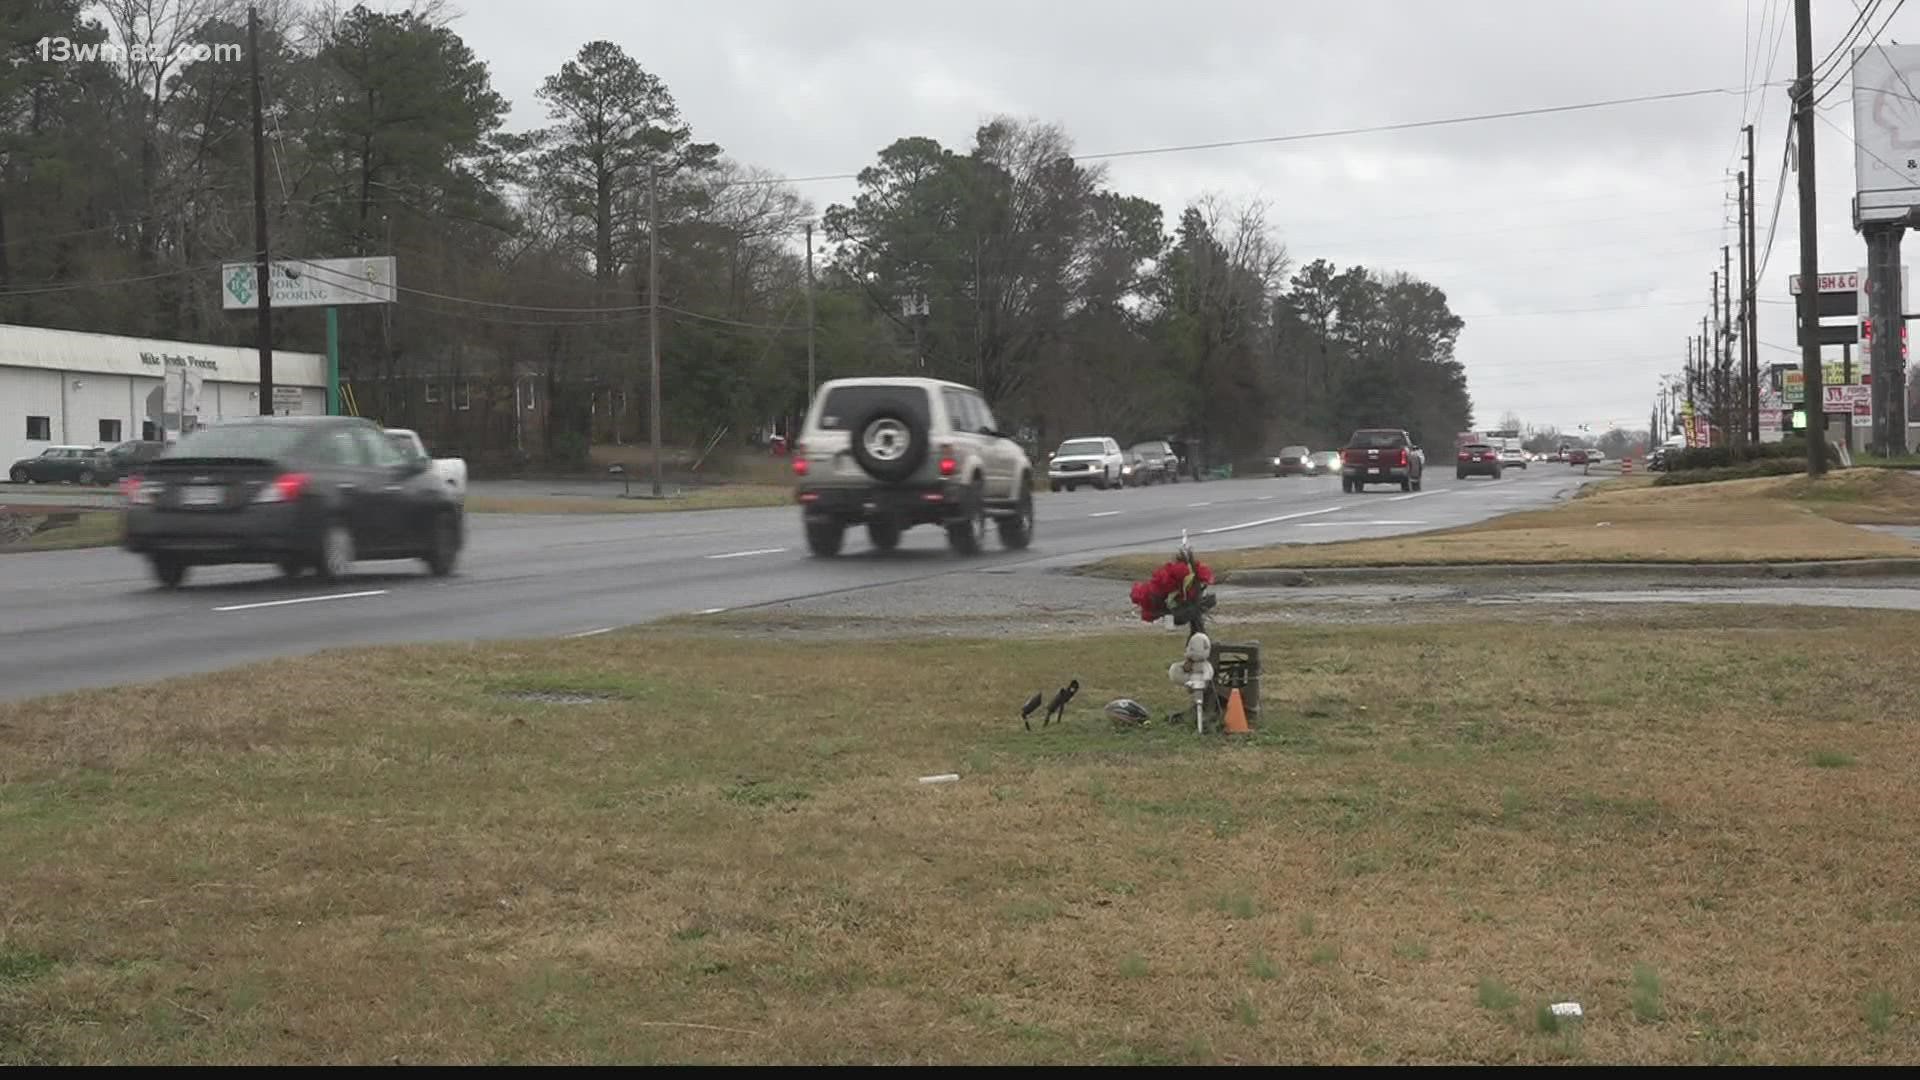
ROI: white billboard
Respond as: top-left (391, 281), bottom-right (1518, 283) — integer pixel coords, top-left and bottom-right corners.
top-left (1852, 44), bottom-right (1920, 223)
top-left (221, 256), bottom-right (397, 310)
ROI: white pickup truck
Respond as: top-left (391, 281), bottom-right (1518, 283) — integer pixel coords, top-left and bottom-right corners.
top-left (385, 428), bottom-right (467, 503)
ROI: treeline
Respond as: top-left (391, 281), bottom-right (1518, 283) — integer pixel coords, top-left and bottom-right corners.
top-left (0, 0), bottom-right (1475, 467)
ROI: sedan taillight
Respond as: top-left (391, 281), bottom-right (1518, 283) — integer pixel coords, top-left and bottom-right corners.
top-left (252, 472), bottom-right (310, 503)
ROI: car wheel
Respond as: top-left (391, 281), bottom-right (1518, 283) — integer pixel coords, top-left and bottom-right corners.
top-left (1050, 481), bottom-right (1061, 493)
top-left (77, 469), bottom-right (96, 485)
top-left (1400, 477), bottom-right (1412, 492)
top-left (1492, 468), bottom-right (1503, 480)
top-left (947, 481), bottom-right (986, 556)
top-left (423, 511), bottom-right (461, 576)
top-left (314, 521), bottom-right (355, 583)
top-left (997, 484), bottom-right (1034, 550)
top-left (7, 467), bottom-right (25, 483)
top-left (149, 555), bottom-right (188, 589)
top-left (1456, 470), bottom-right (1466, 480)
top-left (278, 559), bottom-right (306, 579)
top-left (847, 400), bottom-right (929, 483)
top-left (805, 520), bottom-right (845, 557)
top-left (866, 519), bottom-right (902, 551)
top-left (1412, 476), bottom-right (1422, 492)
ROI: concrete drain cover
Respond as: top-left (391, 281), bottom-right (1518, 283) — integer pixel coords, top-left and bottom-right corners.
top-left (498, 690), bottom-right (617, 705)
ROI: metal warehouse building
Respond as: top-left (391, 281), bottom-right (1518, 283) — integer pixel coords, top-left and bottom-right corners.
top-left (1, 324), bottom-right (326, 466)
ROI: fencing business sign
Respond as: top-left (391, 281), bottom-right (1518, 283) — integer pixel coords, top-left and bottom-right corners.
top-left (221, 256), bottom-right (397, 310)
top-left (1853, 44), bottom-right (1920, 223)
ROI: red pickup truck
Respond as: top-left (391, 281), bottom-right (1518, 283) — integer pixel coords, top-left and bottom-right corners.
top-left (1341, 429), bottom-right (1424, 493)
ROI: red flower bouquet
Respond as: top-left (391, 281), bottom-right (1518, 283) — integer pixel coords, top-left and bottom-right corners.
top-left (1129, 557), bottom-right (1214, 623)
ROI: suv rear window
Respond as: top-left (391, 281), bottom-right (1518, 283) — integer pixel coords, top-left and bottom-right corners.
top-left (163, 423), bottom-right (308, 459)
top-left (1349, 430), bottom-right (1407, 448)
top-left (815, 386), bottom-right (931, 431)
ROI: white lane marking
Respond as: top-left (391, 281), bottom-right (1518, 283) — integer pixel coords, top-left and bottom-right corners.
top-left (705, 547), bottom-right (787, 560)
top-left (1388, 490), bottom-right (1446, 502)
top-left (1202, 506), bottom-right (1344, 535)
top-left (214, 589), bottom-right (387, 612)
top-left (697, 607), bottom-right (728, 615)
top-left (566, 626), bottom-right (615, 638)
top-left (1089, 510), bottom-right (1122, 518)
top-left (1297, 520), bottom-right (1427, 527)
top-left (1187, 501), bottom-right (1212, 508)
top-left (1257, 495), bottom-right (1274, 501)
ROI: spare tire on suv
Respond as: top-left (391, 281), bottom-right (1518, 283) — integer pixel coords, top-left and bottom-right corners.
top-left (847, 398), bottom-right (930, 483)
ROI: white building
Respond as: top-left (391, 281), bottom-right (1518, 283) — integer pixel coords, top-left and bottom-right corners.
top-left (1, 323), bottom-right (326, 466)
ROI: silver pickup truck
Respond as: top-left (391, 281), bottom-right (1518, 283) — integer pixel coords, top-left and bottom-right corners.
top-left (385, 428), bottom-right (467, 503)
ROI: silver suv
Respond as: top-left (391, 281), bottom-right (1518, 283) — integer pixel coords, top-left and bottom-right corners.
top-left (792, 376), bottom-right (1036, 557)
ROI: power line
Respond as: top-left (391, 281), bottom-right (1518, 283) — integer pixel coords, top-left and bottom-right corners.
top-left (718, 83), bottom-right (1785, 188)
top-left (1815, 0), bottom-right (1908, 107)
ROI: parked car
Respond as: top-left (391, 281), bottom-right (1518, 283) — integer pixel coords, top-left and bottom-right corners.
top-left (1046, 436), bottom-right (1126, 491)
top-left (1341, 429), bottom-right (1424, 493)
top-left (1127, 440), bottom-right (1179, 484)
top-left (1456, 442), bottom-right (1503, 480)
top-left (8, 445), bottom-right (113, 485)
top-left (385, 428), bottom-right (467, 503)
top-left (791, 376), bottom-right (1034, 557)
top-left (104, 440), bottom-right (167, 482)
top-left (121, 415), bottom-right (466, 589)
top-left (1272, 445), bottom-right (1313, 477)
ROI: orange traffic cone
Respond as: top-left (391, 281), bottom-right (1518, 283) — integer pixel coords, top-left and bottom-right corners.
top-left (1223, 688), bottom-right (1251, 734)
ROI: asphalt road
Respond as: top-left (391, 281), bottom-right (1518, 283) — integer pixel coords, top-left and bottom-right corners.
top-left (0, 467), bottom-right (1586, 702)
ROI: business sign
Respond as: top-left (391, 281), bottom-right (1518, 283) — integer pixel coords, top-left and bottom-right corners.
top-left (271, 386), bottom-right (304, 410)
top-left (1790, 271), bottom-right (1862, 294)
top-left (1853, 44), bottom-right (1920, 223)
top-left (222, 256), bottom-right (397, 310)
top-left (1824, 384), bottom-right (1873, 414)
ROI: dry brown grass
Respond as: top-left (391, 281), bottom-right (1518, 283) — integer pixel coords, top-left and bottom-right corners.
top-left (2, 607), bottom-right (1917, 1064)
top-left (0, 510), bottom-right (122, 553)
top-left (466, 485), bottom-right (793, 515)
top-left (1090, 469), bottom-right (1920, 578)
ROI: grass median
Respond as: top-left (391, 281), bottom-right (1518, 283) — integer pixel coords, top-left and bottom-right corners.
top-left (0, 509), bottom-right (122, 553)
top-left (1087, 469), bottom-right (1920, 579)
top-left (3, 607), bottom-right (1916, 1064)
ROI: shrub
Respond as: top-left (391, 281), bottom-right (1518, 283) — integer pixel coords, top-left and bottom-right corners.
top-left (1654, 458), bottom-right (1807, 486)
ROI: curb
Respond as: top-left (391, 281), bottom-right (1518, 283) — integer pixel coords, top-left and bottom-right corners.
top-left (1223, 559), bottom-right (1920, 587)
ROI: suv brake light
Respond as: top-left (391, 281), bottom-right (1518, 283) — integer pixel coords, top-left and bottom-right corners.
top-left (938, 444), bottom-right (958, 477)
top-left (252, 472), bottom-right (310, 503)
top-left (791, 441), bottom-right (808, 477)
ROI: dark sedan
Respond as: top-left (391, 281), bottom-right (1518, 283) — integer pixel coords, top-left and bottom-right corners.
top-left (103, 439), bottom-right (167, 481)
top-left (1456, 442), bottom-right (1503, 480)
top-left (122, 416), bottom-right (465, 589)
top-left (9, 445), bottom-right (112, 484)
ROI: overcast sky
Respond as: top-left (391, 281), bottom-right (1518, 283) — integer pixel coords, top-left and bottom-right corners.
top-left (441, 0), bottom-right (1914, 435)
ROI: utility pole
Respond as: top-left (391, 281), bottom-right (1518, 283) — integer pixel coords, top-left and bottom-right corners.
top-left (803, 222), bottom-right (817, 402)
top-left (1728, 242), bottom-right (1743, 443)
top-left (1744, 124), bottom-right (1760, 443)
top-left (648, 163), bottom-right (662, 498)
top-left (1793, 0), bottom-right (1827, 474)
top-left (248, 5), bottom-right (274, 415)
